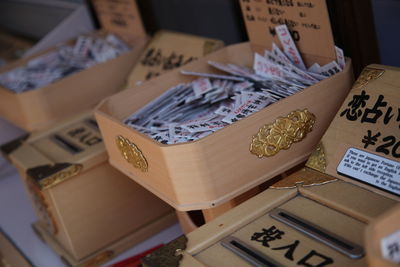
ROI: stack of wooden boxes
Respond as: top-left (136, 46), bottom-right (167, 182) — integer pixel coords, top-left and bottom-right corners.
top-left (2, 2), bottom-right (226, 266)
top-left (141, 64), bottom-right (400, 267)
top-left (9, 0), bottom-right (400, 266)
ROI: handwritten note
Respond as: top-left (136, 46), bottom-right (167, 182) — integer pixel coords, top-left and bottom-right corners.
top-left (239, 0), bottom-right (336, 65)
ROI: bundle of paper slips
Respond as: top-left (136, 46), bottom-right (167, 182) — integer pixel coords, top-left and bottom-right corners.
top-left (0, 34), bottom-right (130, 93)
top-left (124, 24), bottom-right (345, 145)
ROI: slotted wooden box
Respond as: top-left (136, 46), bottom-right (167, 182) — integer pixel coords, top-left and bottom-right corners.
top-left (9, 112), bottom-right (175, 266)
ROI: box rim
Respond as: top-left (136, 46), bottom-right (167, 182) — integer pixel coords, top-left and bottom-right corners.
top-left (95, 42), bottom-right (352, 148)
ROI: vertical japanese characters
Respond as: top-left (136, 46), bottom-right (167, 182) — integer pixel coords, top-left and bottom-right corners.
top-left (340, 91), bottom-right (400, 159)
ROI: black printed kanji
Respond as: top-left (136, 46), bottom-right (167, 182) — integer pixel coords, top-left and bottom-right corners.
top-left (181, 56), bottom-right (197, 67)
top-left (246, 14), bottom-right (255, 21)
top-left (248, 104), bottom-right (257, 109)
top-left (361, 94), bottom-right (387, 124)
top-left (251, 226), bottom-right (285, 247)
top-left (145, 71), bottom-right (160, 80)
top-left (85, 136), bottom-right (102, 146)
top-left (362, 130), bottom-right (381, 149)
top-left (271, 240), bottom-right (299, 260)
top-left (383, 106), bottom-right (394, 125)
top-left (242, 109), bottom-right (252, 115)
top-left (163, 52), bottom-right (184, 70)
top-left (78, 133), bottom-right (91, 143)
top-left (141, 48), bottom-right (162, 66)
top-left (387, 242), bottom-right (400, 259)
top-left (340, 90), bottom-right (370, 121)
top-left (297, 250), bottom-right (334, 267)
top-left (68, 127), bottom-right (86, 137)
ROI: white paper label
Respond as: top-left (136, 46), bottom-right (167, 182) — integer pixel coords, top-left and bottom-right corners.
top-left (192, 78), bottom-right (213, 97)
top-left (337, 148), bottom-right (400, 196)
top-left (275, 24), bottom-right (306, 70)
top-left (335, 46), bottom-right (346, 69)
top-left (381, 230), bottom-right (400, 263)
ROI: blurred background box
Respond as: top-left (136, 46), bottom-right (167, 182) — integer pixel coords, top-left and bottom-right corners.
top-left (0, 0), bottom-right (95, 65)
top-left (0, 0), bottom-right (147, 132)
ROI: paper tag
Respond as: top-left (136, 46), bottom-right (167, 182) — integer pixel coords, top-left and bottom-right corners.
top-left (275, 25), bottom-right (306, 70)
top-left (181, 70), bottom-right (245, 82)
top-left (254, 53), bottom-right (285, 79)
top-left (337, 148), bottom-right (400, 196)
top-left (335, 46), bottom-right (345, 69)
top-left (92, 0), bottom-right (145, 38)
top-left (239, 0), bottom-right (336, 65)
top-left (73, 36), bottom-right (93, 57)
top-left (381, 230), bottom-right (400, 263)
top-left (214, 106), bottom-right (232, 116)
top-left (192, 78), bottom-right (214, 97)
top-left (320, 61), bottom-right (342, 76)
top-left (181, 120), bottom-right (226, 133)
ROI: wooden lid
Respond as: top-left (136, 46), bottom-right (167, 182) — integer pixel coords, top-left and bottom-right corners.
top-left (9, 112), bottom-right (106, 190)
top-left (306, 64), bottom-right (400, 200)
top-left (239, 0), bottom-right (336, 66)
top-left (91, 0), bottom-right (146, 39)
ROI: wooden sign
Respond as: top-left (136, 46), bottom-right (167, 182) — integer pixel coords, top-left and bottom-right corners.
top-left (127, 31), bottom-right (224, 86)
top-left (92, 0), bottom-right (146, 39)
top-left (312, 65), bottom-right (400, 199)
top-left (239, 0), bottom-right (336, 65)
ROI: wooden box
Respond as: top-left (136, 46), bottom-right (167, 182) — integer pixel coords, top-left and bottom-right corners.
top-left (8, 112), bottom-right (176, 266)
top-left (365, 204), bottom-right (400, 267)
top-left (141, 64), bottom-right (400, 267)
top-left (126, 30), bottom-right (224, 86)
top-left (95, 0), bottom-right (355, 211)
top-left (0, 0), bottom-right (147, 132)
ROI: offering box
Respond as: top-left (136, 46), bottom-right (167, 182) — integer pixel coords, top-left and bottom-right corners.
top-left (141, 64), bottom-right (400, 267)
top-left (95, 42), bottom-right (353, 210)
top-left (9, 112), bottom-right (175, 266)
top-left (0, 0), bottom-right (147, 131)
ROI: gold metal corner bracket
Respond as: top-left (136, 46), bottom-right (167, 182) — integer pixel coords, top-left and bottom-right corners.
top-left (116, 135), bottom-right (148, 172)
top-left (271, 169), bottom-right (337, 189)
top-left (27, 163), bottom-right (83, 190)
top-left (306, 142), bottom-right (327, 173)
top-left (250, 109), bottom-right (316, 158)
top-left (352, 67), bottom-right (385, 90)
top-left (141, 235), bottom-right (187, 267)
